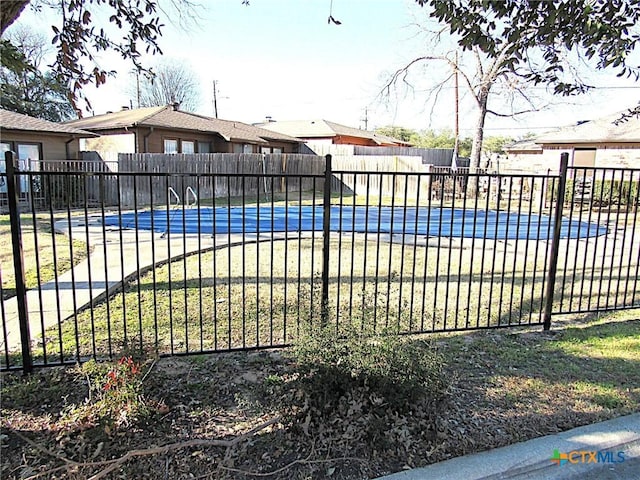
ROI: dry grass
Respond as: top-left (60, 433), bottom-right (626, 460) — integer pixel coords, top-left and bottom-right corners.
top-left (1, 312), bottom-right (638, 479)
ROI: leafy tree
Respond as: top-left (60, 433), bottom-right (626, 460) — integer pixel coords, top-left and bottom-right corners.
top-left (1, 0), bottom-right (200, 114)
top-left (482, 136), bottom-right (512, 156)
top-left (414, 129), bottom-right (473, 158)
top-left (389, 0), bottom-right (640, 168)
top-left (375, 126), bottom-right (419, 144)
top-left (1, 70), bottom-right (75, 121)
top-left (0, 27), bottom-right (75, 121)
top-left (376, 126), bottom-right (474, 158)
top-left (615, 103), bottom-right (640, 124)
top-left (134, 59), bottom-right (202, 112)
top-left (480, 135), bottom-right (514, 167)
top-left (418, 0), bottom-right (640, 93)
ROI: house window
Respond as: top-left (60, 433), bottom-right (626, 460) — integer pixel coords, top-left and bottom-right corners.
top-left (2, 142), bottom-right (41, 163)
top-left (0, 141), bottom-right (41, 193)
top-left (573, 148), bottom-right (596, 168)
top-left (198, 142), bottom-right (211, 153)
top-left (0, 143), bottom-right (9, 194)
top-left (182, 141), bottom-right (195, 154)
top-left (17, 144), bottom-right (40, 165)
top-left (164, 139), bottom-right (178, 154)
top-left (273, 147), bottom-right (282, 154)
top-left (233, 143), bottom-right (254, 154)
top-left (260, 147), bottom-right (271, 154)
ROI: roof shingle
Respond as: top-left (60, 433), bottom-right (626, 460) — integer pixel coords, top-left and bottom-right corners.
top-left (66, 106), bottom-right (301, 144)
top-left (536, 111), bottom-right (640, 144)
top-left (0, 109), bottom-right (96, 136)
top-left (257, 119), bottom-right (411, 146)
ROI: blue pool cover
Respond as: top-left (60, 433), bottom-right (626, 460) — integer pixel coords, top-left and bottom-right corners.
top-left (104, 205), bottom-right (607, 240)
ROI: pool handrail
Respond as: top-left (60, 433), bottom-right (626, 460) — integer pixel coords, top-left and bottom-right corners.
top-left (185, 186), bottom-right (198, 207)
top-left (168, 186), bottom-right (180, 206)
top-left (261, 154), bottom-right (269, 195)
top-left (162, 187), bottom-right (182, 238)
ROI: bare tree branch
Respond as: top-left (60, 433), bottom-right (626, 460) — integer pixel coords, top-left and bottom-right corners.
top-left (381, 56), bottom-right (444, 95)
top-left (487, 107), bottom-right (542, 117)
top-left (426, 71), bottom-right (455, 127)
top-left (10, 416), bottom-right (282, 480)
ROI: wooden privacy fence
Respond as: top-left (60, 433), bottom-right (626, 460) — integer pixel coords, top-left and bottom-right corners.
top-left (16, 154), bottom-right (326, 210)
top-left (301, 143), bottom-right (461, 167)
top-left (353, 146), bottom-right (465, 167)
top-left (28, 158), bottom-right (120, 209)
top-left (116, 153), bottom-right (326, 207)
top-left (332, 155), bottom-right (432, 200)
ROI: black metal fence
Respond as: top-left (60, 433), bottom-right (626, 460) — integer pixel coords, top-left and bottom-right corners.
top-left (1, 151), bottom-right (638, 372)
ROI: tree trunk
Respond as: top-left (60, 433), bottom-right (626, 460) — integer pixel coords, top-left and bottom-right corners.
top-left (466, 89), bottom-right (489, 197)
top-left (470, 90), bottom-right (489, 171)
top-left (1, 1), bottom-right (30, 35)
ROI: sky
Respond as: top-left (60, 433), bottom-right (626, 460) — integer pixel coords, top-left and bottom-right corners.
top-left (10, 0), bottom-right (640, 139)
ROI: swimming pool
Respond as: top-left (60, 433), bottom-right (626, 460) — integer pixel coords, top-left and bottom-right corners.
top-left (103, 205), bottom-right (607, 240)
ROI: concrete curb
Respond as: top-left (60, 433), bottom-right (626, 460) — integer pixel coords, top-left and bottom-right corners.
top-left (378, 413), bottom-right (640, 480)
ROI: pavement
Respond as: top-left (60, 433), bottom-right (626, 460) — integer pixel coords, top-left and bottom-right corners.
top-left (378, 413), bottom-right (640, 480)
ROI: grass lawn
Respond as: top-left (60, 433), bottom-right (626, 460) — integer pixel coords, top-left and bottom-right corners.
top-left (37, 235), bottom-right (552, 362)
top-left (1, 310), bottom-right (638, 479)
top-left (0, 214), bottom-right (88, 299)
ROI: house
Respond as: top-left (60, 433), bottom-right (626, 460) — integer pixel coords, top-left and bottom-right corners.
top-left (503, 111), bottom-right (640, 173)
top-left (255, 119), bottom-right (412, 150)
top-left (0, 108), bottom-right (96, 163)
top-left (500, 138), bottom-right (544, 172)
top-left (65, 104), bottom-right (302, 155)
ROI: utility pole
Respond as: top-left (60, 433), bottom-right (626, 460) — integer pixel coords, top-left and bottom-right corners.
top-left (136, 71), bottom-right (140, 108)
top-left (453, 51), bottom-right (459, 158)
top-left (361, 107), bottom-right (368, 130)
top-left (212, 80), bottom-right (219, 118)
top-left (131, 69), bottom-right (141, 108)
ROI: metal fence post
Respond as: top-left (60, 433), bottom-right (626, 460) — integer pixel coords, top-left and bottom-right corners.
top-left (321, 154), bottom-right (332, 327)
top-left (5, 151), bottom-right (32, 373)
top-left (543, 152), bottom-right (569, 331)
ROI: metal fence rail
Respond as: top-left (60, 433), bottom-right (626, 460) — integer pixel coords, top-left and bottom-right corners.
top-left (1, 152), bottom-right (638, 372)
top-left (555, 166), bottom-right (640, 313)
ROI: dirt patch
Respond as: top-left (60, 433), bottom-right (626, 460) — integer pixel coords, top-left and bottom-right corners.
top-left (2, 320), bottom-right (639, 479)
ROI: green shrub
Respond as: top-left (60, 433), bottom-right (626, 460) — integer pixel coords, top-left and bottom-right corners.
top-left (59, 356), bottom-right (151, 432)
top-left (293, 328), bottom-right (446, 409)
top-left (280, 327), bottom-right (449, 454)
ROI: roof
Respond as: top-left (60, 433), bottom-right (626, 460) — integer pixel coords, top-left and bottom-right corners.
top-left (536, 111), bottom-right (640, 144)
top-left (0, 109), bottom-right (96, 137)
top-left (256, 119), bottom-right (411, 146)
top-left (66, 106), bottom-right (301, 144)
top-left (504, 138), bottom-right (543, 152)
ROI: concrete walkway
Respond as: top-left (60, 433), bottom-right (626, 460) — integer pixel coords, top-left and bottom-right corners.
top-left (378, 413), bottom-right (640, 480)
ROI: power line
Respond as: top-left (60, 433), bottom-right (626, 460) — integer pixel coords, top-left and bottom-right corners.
top-left (412, 85), bottom-right (640, 93)
top-left (459, 126), bottom-right (567, 131)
